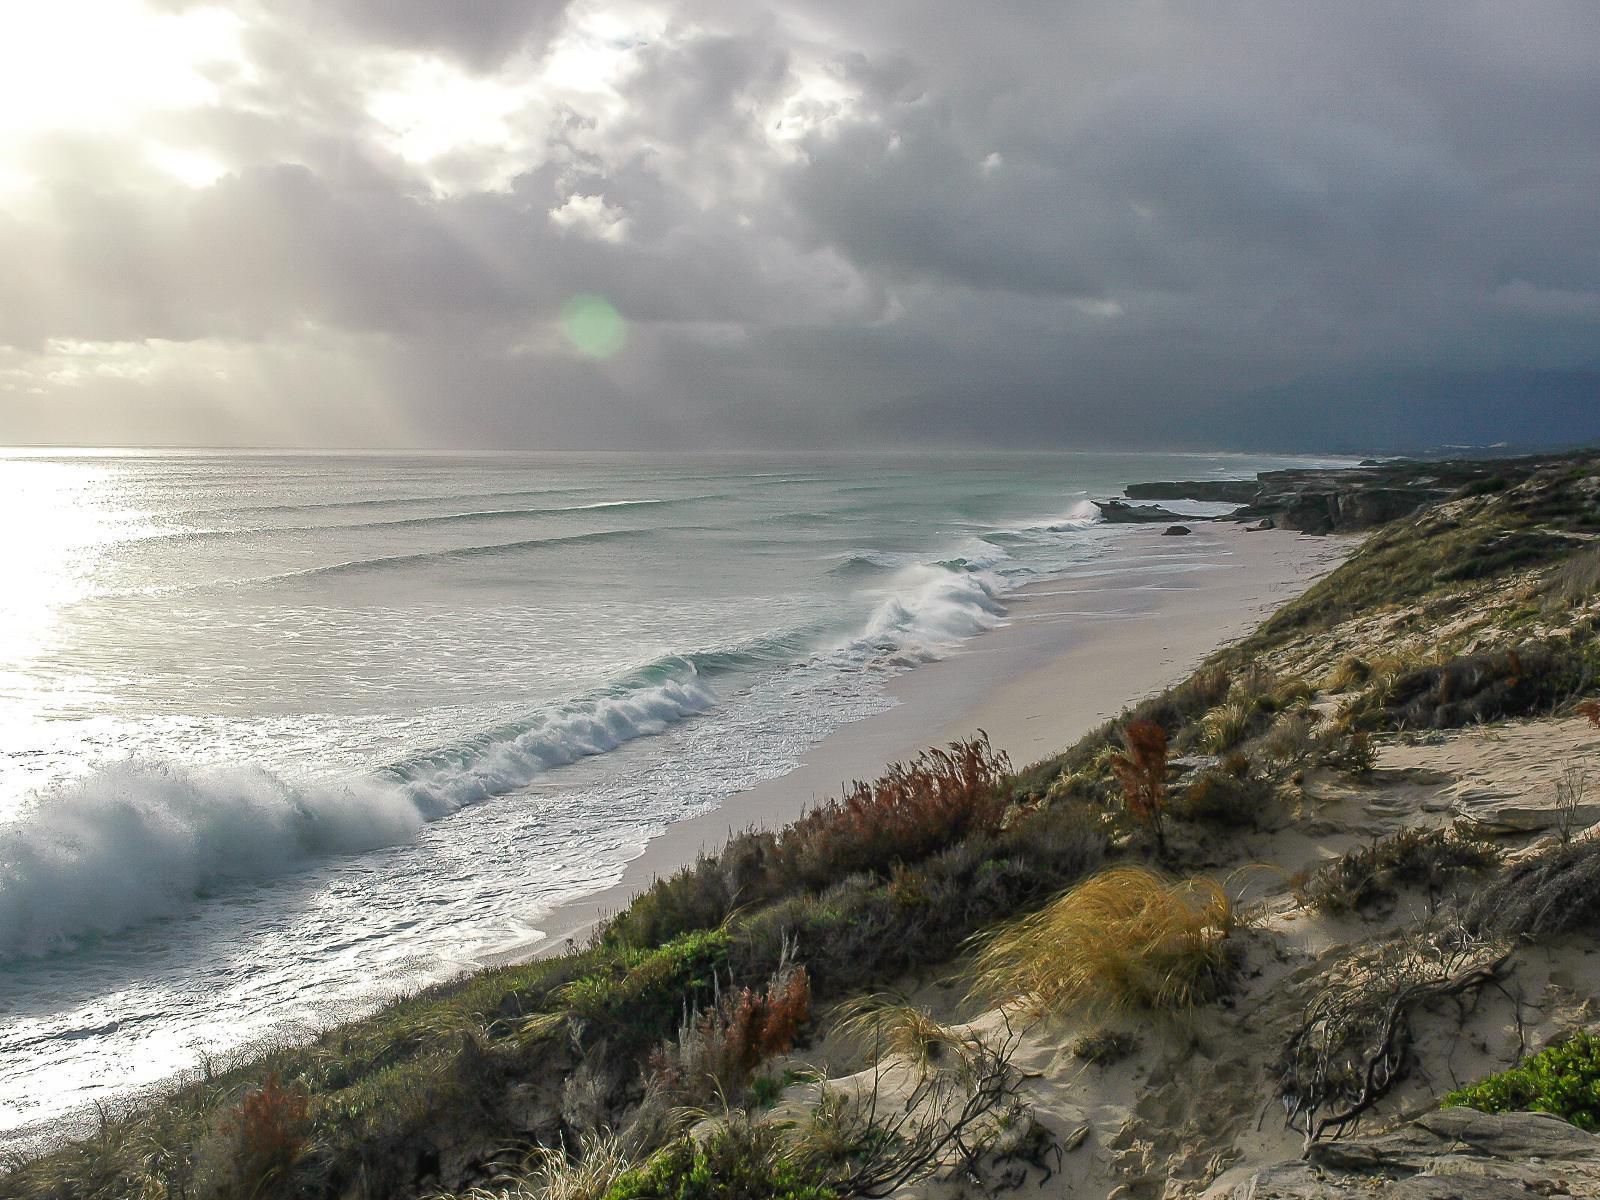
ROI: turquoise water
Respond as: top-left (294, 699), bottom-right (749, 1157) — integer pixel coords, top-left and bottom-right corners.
top-left (0, 448), bottom-right (1337, 1142)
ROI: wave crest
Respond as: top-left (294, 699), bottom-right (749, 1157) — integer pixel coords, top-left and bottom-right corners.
top-left (0, 668), bottom-right (718, 959)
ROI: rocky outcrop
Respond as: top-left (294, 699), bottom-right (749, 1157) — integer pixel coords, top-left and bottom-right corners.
top-left (1113, 450), bottom-right (1600, 535)
top-left (1204, 1109), bottom-right (1600, 1198)
top-left (1233, 486), bottom-right (1441, 534)
top-left (1095, 500), bottom-right (1201, 523)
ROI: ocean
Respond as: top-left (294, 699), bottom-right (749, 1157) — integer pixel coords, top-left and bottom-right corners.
top-left (0, 448), bottom-right (1337, 1143)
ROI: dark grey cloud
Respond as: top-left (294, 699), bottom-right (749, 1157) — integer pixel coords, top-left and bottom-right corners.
top-left (3, 0), bottom-right (1599, 451)
top-left (314, 0), bottom-right (572, 70)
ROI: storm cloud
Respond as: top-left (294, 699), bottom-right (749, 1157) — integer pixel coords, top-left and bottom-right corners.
top-left (2, 0), bottom-right (1597, 450)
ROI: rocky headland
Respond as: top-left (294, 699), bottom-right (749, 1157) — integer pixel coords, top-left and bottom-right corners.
top-left (1103, 448), bottom-right (1598, 533)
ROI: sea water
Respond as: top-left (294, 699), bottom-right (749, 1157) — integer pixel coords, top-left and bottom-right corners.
top-left (0, 448), bottom-right (1336, 1143)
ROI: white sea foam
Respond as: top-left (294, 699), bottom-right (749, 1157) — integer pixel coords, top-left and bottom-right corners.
top-left (394, 673), bottom-right (717, 810)
top-left (1028, 497), bottom-right (1104, 532)
top-left (853, 563), bottom-right (1008, 665)
top-left (0, 762), bottom-right (423, 958)
top-left (0, 673), bottom-right (717, 959)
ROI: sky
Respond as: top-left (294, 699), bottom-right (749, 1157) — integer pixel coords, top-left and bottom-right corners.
top-left (1, 1), bottom-right (1598, 453)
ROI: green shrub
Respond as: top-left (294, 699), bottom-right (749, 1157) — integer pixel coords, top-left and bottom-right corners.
top-left (548, 931), bottom-right (731, 1059)
top-left (1444, 1032), bottom-right (1600, 1130)
top-left (602, 1122), bottom-right (838, 1200)
top-left (726, 800), bottom-right (1104, 999)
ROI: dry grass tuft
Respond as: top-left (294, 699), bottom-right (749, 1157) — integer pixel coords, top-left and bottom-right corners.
top-left (1070, 1029), bottom-right (1138, 1066)
top-left (1294, 825), bottom-right (1500, 915)
top-left (454, 1132), bottom-right (635, 1200)
top-left (973, 866), bottom-right (1239, 1017)
top-left (1197, 700), bottom-right (1255, 753)
top-left (834, 995), bottom-right (966, 1077)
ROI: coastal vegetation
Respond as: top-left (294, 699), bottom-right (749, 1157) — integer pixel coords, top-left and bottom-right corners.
top-left (1445, 1032), bottom-right (1600, 1131)
top-left (973, 867), bottom-right (1240, 1015)
top-left (9, 451), bottom-right (1600, 1198)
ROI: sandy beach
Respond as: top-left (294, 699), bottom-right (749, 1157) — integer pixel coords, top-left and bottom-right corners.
top-left (502, 522), bottom-right (1349, 959)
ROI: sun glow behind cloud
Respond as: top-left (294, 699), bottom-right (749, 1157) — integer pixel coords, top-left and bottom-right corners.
top-left (0, 2), bottom-right (245, 194)
top-left (366, 57), bottom-right (539, 193)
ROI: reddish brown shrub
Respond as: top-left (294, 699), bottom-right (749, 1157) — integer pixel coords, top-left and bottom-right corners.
top-left (1579, 699), bottom-right (1600, 730)
top-left (1112, 719), bottom-right (1169, 853)
top-left (773, 735), bottom-right (1011, 890)
top-left (228, 1072), bottom-right (309, 1190)
top-left (648, 961), bottom-right (812, 1102)
top-left (605, 734), bottom-right (1012, 951)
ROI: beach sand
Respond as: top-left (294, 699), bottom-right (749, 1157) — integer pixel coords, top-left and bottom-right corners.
top-left (496, 522), bottom-right (1349, 960)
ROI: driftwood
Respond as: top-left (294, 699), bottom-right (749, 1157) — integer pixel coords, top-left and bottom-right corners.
top-left (1276, 926), bottom-right (1510, 1150)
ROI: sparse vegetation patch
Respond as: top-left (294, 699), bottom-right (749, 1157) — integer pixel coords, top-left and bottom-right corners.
top-left (1296, 825), bottom-right (1501, 915)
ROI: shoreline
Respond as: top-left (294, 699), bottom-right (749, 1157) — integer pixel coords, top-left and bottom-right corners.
top-left (489, 522), bottom-right (1348, 963)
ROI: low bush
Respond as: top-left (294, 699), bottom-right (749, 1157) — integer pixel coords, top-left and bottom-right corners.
top-left (604, 736), bottom-right (1012, 951)
top-left (727, 801), bottom-right (1106, 999)
top-left (1178, 768), bottom-right (1271, 829)
top-left (220, 1073), bottom-right (310, 1196)
top-left (1444, 1032), bottom-right (1600, 1130)
top-left (1111, 719), bottom-right (1170, 852)
top-left (1315, 729), bottom-right (1376, 776)
top-left (777, 737), bottom-right (1012, 892)
top-left (1342, 641), bottom-right (1593, 732)
top-left (974, 866), bottom-right (1240, 1016)
top-left (647, 956), bottom-right (811, 1105)
top-left (1464, 839), bottom-right (1600, 940)
top-left (1296, 826), bottom-right (1500, 914)
top-left (1019, 668), bottom-right (1235, 799)
top-left (1257, 711), bottom-right (1318, 773)
top-left (1542, 545), bottom-right (1600, 611)
top-left (1070, 1030), bottom-right (1139, 1066)
top-left (541, 930), bottom-right (732, 1064)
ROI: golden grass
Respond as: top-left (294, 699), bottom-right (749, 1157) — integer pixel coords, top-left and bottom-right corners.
top-left (834, 994), bottom-right (966, 1077)
top-left (973, 866), bottom-right (1239, 1016)
top-left (1197, 700), bottom-right (1254, 752)
top-left (444, 1132), bottom-right (634, 1200)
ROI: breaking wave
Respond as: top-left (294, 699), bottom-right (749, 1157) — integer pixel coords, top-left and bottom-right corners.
top-left (0, 667), bottom-right (720, 959)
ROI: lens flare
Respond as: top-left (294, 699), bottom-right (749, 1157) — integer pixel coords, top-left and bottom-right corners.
top-left (559, 294), bottom-right (627, 359)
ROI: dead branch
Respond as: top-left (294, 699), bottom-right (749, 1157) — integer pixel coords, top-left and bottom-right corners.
top-left (1275, 922), bottom-right (1510, 1151)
